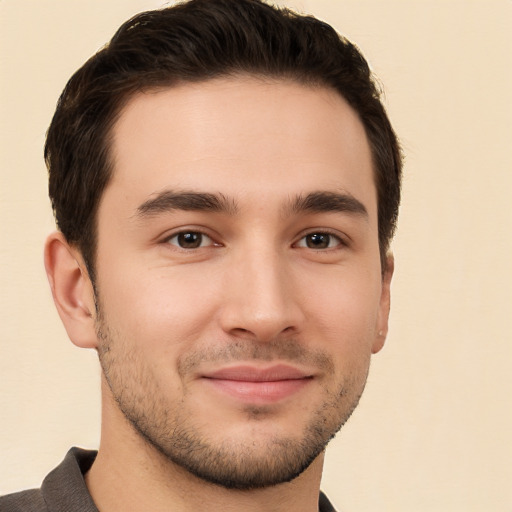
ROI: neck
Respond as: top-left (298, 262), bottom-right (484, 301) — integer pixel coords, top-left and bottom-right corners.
top-left (85, 382), bottom-right (325, 512)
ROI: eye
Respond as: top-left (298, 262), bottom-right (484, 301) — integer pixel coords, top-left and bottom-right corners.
top-left (166, 231), bottom-right (215, 249)
top-left (296, 232), bottom-right (343, 249)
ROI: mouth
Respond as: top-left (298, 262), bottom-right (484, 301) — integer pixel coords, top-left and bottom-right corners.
top-left (201, 364), bottom-right (314, 404)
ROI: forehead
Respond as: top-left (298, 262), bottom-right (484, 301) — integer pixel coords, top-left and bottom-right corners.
top-left (106, 76), bottom-right (376, 217)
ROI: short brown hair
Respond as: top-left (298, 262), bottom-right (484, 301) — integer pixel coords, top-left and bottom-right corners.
top-left (45, 0), bottom-right (402, 282)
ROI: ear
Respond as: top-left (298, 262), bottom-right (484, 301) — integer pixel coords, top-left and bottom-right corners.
top-left (44, 231), bottom-right (98, 349)
top-left (371, 253), bottom-right (394, 354)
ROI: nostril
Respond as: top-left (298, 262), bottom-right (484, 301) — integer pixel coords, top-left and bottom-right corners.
top-left (232, 327), bottom-right (251, 335)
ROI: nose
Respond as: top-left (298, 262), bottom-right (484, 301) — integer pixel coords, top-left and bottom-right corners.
top-left (218, 246), bottom-right (305, 343)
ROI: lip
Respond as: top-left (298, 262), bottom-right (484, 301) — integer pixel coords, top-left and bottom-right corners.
top-left (201, 364), bottom-right (313, 404)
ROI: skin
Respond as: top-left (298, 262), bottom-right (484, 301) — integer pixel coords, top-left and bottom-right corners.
top-left (45, 76), bottom-right (393, 512)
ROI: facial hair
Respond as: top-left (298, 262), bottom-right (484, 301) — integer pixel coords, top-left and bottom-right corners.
top-left (96, 311), bottom-right (369, 490)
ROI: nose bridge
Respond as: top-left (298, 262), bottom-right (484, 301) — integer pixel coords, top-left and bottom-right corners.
top-left (220, 239), bottom-right (302, 341)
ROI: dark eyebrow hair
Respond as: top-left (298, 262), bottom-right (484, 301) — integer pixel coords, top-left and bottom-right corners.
top-left (286, 191), bottom-right (368, 218)
top-left (136, 190), bottom-right (238, 217)
top-left (136, 189), bottom-right (366, 221)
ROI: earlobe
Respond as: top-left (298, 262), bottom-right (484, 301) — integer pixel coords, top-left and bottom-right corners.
top-left (372, 254), bottom-right (394, 354)
top-left (44, 231), bottom-right (98, 349)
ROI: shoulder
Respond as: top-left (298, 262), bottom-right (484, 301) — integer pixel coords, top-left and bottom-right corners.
top-left (0, 447), bottom-right (97, 512)
top-left (0, 488), bottom-right (47, 512)
top-left (319, 491), bottom-right (338, 512)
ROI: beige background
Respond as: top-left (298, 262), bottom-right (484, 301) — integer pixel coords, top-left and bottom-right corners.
top-left (1, 1), bottom-right (511, 510)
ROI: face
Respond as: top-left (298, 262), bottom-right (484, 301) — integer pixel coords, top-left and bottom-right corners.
top-left (92, 76), bottom-right (391, 489)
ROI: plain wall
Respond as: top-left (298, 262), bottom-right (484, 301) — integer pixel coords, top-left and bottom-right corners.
top-left (1, 1), bottom-right (511, 510)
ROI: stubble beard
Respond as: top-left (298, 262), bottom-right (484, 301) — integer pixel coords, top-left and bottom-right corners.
top-left (95, 313), bottom-right (369, 490)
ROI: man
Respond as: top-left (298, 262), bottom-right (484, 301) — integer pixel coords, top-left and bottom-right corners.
top-left (1, 0), bottom-right (401, 510)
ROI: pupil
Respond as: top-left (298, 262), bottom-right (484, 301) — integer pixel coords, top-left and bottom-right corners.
top-left (307, 233), bottom-right (329, 249)
top-left (178, 232), bottom-right (201, 248)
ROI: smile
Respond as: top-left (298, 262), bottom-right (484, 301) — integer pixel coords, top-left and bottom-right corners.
top-left (201, 364), bottom-right (314, 404)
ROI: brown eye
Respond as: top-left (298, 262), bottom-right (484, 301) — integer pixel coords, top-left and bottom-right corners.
top-left (168, 231), bottom-right (213, 249)
top-left (297, 233), bottom-right (342, 249)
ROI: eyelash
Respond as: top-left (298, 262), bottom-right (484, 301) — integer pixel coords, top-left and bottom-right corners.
top-left (165, 230), bottom-right (218, 249)
top-left (294, 231), bottom-right (346, 250)
top-left (163, 229), bottom-right (346, 251)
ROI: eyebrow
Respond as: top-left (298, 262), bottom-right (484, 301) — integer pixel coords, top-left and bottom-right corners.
top-left (136, 190), bottom-right (238, 217)
top-left (135, 189), bottom-right (367, 220)
top-left (285, 191), bottom-right (368, 218)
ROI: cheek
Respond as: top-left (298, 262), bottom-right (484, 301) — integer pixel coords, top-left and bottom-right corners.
top-left (305, 267), bottom-right (382, 354)
top-left (96, 262), bottom-right (223, 349)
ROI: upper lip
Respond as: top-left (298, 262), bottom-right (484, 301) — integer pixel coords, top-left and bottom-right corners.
top-left (202, 364), bottom-right (312, 382)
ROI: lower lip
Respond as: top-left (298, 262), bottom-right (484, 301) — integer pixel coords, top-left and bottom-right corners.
top-left (203, 378), bottom-right (311, 404)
